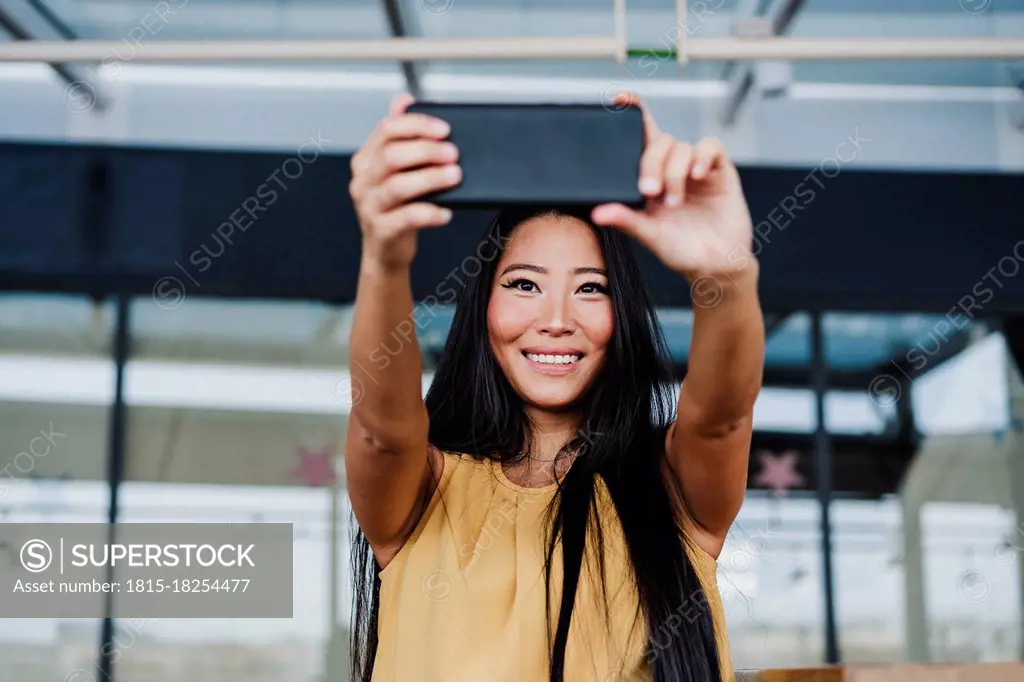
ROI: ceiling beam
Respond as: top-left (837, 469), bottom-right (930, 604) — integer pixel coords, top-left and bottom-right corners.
top-left (3, 144), bottom-right (1022, 312)
top-left (3, 36), bottom-right (1024, 64)
top-left (0, 0), bottom-right (110, 111)
top-left (674, 326), bottom-right (984, 390)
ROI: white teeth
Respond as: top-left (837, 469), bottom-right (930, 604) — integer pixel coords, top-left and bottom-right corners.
top-left (526, 353), bottom-right (580, 365)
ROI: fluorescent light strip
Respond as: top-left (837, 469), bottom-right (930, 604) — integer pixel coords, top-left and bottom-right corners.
top-left (3, 63), bottom-right (1013, 104)
top-left (790, 83), bottom-right (1022, 103)
top-left (0, 63), bottom-right (59, 81)
top-left (0, 354), bottom-right (887, 432)
top-left (127, 361), bottom-right (350, 414)
top-left (103, 64), bottom-right (406, 90)
top-left (424, 72), bottom-right (728, 98)
top-left (100, 64), bottom-right (727, 99)
top-left (113, 66), bottom-right (1020, 102)
top-left (0, 354), bottom-right (436, 414)
top-left (0, 355), bottom-right (116, 405)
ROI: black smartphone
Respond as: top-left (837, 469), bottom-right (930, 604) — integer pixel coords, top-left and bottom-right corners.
top-left (406, 102), bottom-right (645, 208)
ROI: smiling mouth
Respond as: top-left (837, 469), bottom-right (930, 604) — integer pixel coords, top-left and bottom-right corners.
top-left (521, 351), bottom-right (583, 372)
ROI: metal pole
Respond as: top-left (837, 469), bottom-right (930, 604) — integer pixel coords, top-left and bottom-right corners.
top-left (902, 492), bottom-right (930, 661)
top-left (323, 447), bottom-right (349, 680)
top-left (676, 0), bottom-right (688, 66)
top-left (323, 466), bottom-right (342, 680)
top-left (329, 473), bottom-right (339, 634)
top-left (721, 0), bottom-right (806, 125)
top-left (613, 0), bottom-right (627, 65)
top-left (99, 295), bottom-right (130, 682)
top-left (0, 36), bottom-right (1023, 64)
top-left (381, 0), bottom-right (422, 100)
top-left (810, 312), bottom-right (840, 664)
top-left (0, 36), bottom-right (618, 63)
top-left (0, 4), bottom-right (111, 110)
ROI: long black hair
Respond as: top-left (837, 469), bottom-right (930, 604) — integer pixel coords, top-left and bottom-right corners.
top-left (351, 206), bottom-right (721, 682)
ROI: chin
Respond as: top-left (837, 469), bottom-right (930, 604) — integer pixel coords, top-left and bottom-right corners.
top-left (519, 386), bottom-right (588, 411)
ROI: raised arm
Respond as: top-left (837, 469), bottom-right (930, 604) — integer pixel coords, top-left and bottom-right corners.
top-left (591, 94), bottom-right (763, 558)
top-left (346, 95), bottom-right (461, 568)
top-left (667, 265), bottom-right (763, 556)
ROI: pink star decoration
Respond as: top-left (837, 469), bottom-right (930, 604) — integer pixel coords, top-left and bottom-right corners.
top-left (754, 450), bottom-right (805, 497)
top-left (292, 446), bottom-right (337, 487)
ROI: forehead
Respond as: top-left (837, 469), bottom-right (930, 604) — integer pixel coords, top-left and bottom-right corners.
top-left (499, 214), bottom-right (605, 268)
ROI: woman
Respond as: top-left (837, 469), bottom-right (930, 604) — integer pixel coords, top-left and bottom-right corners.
top-left (345, 93), bottom-right (764, 682)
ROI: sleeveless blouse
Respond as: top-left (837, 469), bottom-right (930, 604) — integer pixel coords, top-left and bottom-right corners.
top-left (372, 452), bottom-right (733, 682)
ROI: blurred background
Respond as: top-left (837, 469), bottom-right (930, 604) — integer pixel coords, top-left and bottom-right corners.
top-left (1, 0), bottom-right (1024, 680)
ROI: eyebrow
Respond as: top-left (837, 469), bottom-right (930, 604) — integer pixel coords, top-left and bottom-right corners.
top-left (500, 263), bottom-right (607, 277)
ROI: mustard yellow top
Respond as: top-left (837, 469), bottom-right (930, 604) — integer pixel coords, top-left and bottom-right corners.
top-left (373, 452), bottom-right (733, 682)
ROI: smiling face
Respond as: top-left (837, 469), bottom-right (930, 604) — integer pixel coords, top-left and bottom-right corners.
top-left (487, 213), bottom-right (615, 412)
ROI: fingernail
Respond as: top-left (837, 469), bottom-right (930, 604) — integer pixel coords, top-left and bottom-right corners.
top-left (443, 142), bottom-right (458, 159)
top-left (665, 195), bottom-right (680, 207)
top-left (692, 164), bottom-right (706, 177)
top-left (638, 177), bottom-right (659, 194)
top-left (444, 165), bottom-right (462, 181)
top-left (440, 208), bottom-right (452, 222)
top-left (432, 120), bottom-right (451, 136)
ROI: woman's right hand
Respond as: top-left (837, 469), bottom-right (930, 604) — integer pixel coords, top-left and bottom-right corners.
top-left (349, 94), bottom-right (462, 272)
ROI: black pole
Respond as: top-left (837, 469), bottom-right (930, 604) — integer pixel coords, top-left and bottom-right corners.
top-left (98, 295), bottom-right (130, 682)
top-left (811, 311), bottom-right (840, 663)
top-left (381, 0), bottom-right (422, 100)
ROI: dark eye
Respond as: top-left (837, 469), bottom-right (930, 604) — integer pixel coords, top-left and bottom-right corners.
top-left (502, 278), bottom-right (538, 293)
top-left (578, 282), bottom-right (609, 295)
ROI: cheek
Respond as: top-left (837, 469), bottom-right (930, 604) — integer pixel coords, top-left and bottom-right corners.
top-left (581, 303), bottom-right (614, 351)
top-left (487, 296), bottom-right (533, 346)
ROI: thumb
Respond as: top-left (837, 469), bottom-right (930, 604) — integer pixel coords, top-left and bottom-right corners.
top-left (591, 203), bottom-right (654, 244)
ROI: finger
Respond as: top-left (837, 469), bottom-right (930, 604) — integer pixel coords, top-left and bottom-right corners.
top-left (372, 164), bottom-right (462, 212)
top-left (350, 151), bottom-right (370, 186)
top-left (355, 96), bottom-right (424, 168)
top-left (355, 112), bottom-right (451, 179)
top-left (691, 136), bottom-right (725, 181)
top-left (377, 113), bottom-right (451, 145)
top-left (591, 203), bottom-right (654, 245)
top-left (378, 202), bottom-right (454, 234)
top-left (373, 139), bottom-right (459, 182)
top-left (638, 133), bottom-right (675, 198)
top-left (613, 92), bottom-right (660, 145)
top-left (664, 142), bottom-right (694, 208)
top-left (389, 93), bottom-right (415, 117)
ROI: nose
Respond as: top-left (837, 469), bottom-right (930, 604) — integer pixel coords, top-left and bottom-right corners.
top-left (538, 292), bottom-right (575, 337)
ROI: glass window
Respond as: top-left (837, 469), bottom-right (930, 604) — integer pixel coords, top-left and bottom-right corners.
top-left (0, 294), bottom-right (113, 682)
top-left (858, 333), bottom-right (1023, 665)
top-left (923, 502), bottom-right (1020, 662)
top-left (110, 297), bottom-right (350, 682)
top-left (112, 482), bottom-right (345, 682)
top-left (833, 498), bottom-right (905, 662)
top-left (722, 495), bottom-right (825, 670)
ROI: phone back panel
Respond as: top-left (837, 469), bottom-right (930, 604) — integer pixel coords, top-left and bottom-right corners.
top-left (406, 102), bottom-right (645, 208)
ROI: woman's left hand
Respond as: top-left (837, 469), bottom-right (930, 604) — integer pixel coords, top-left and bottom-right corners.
top-left (591, 94), bottom-right (755, 286)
